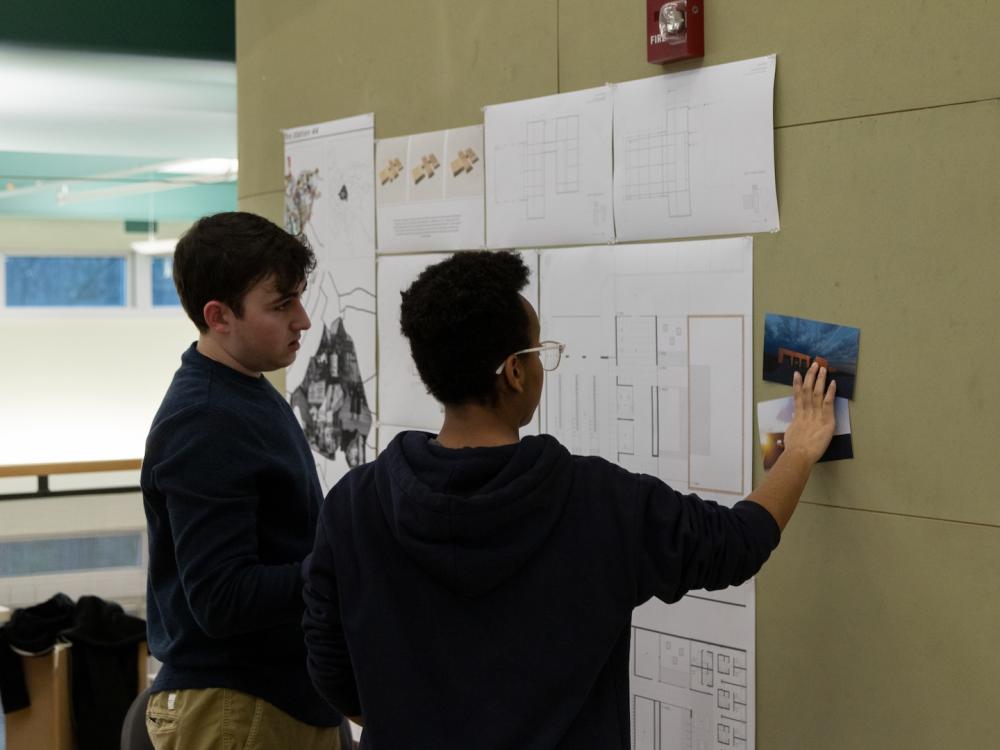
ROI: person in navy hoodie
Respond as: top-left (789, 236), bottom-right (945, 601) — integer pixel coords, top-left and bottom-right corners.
top-left (141, 212), bottom-right (344, 749)
top-left (303, 250), bottom-right (835, 749)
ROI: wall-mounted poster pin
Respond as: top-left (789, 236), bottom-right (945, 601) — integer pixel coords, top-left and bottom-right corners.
top-left (757, 396), bottom-right (853, 470)
top-left (762, 313), bottom-right (860, 399)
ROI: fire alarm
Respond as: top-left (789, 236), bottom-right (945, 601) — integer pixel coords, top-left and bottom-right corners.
top-left (647, 0), bottom-right (704, 65)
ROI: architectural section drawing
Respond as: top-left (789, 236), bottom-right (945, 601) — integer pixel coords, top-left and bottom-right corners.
top-left (284, 115), bottom-right (376, 492)
top-left (376, 125), bottom-right (485, 252)
top-left (485, 86), bottom-right (613, 248)
top-left (613, 55), bottom-right (778, 241)
top-left (377, 251), bottom-right (540, 436)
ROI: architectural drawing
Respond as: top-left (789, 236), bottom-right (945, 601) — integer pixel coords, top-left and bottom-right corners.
top-left (632, 625), bottom-right (749, 750)
top-left (622, 103), bottom-right (692, 217)
top-left (284, 115), bottom-right (377, 492)
top-left (485, 86), bottom-right (613, 248)
top-left (539, 239), bottom-right (757, 748)
top-left (613, 55), bottom-right (778, 241)
top-left (539, 242), bottom-right (750, 498)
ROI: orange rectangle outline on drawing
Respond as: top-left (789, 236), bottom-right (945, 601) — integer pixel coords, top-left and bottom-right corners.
top-left (687, 314), bottom-right (745, 496)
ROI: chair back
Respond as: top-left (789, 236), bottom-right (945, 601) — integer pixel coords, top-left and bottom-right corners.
top-left (120, 686), bottom-right (155, 750)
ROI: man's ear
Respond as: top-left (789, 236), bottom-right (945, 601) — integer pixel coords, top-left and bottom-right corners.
top-left (203, 300), bottom-right (232, 333)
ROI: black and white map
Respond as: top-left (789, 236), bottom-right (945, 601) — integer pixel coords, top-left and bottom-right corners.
top-left (284, 114), bottom-right (376, 492)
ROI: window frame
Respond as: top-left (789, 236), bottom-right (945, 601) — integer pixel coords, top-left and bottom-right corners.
top-left (0, 249), bottom-right (184, 316)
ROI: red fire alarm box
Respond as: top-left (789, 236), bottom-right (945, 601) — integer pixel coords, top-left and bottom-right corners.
top-left (647, 0), bottom-right (704, 64)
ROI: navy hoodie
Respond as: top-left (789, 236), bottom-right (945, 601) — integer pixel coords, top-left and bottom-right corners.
top-left (303, 431), bottom-right (779, 749)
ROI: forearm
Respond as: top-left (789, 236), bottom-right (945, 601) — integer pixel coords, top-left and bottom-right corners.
top-left (747, 447), bottom-right (814, 531)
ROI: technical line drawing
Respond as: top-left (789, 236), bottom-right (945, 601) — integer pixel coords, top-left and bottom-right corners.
top-left (519, 114), bottom-right (580, 219)
top-left (631, 626), bottom-right (749, 750)
top-left (622, 102), bottom-right (692, 217)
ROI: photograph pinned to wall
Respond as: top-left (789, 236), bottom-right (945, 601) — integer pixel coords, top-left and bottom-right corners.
top-left (284, 114), bottom-right (377, 492)
top-left (376, 125), bottom-right (485, 252)
top-left (762, 313), bottom-right (860, 399)
top-left (757, 396), bottom-right (853, 469)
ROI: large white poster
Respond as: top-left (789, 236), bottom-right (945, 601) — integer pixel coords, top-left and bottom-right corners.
top-left (539, 238), bottom-right (756, 750)
top-left (613, 55), bottom-right (779, 242)
top-left (485, 86), bottom-right (613, 248)
top-left (283, 114), bottom-right (377, 492)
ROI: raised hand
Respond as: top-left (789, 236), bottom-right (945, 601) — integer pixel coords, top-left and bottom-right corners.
top-left (782, 362), bottom-right (837, 465)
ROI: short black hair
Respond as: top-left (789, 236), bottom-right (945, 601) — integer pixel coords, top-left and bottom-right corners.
top-left (172, 212), bottom-right (316, 331)
top-left (400, 251), bottom-right (532, 406)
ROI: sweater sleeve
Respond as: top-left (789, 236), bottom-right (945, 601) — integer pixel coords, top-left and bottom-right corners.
top-left (152, 407), bottom-right (304, 638)
top-left (634, 474), bottom-right (781, 606)
top-left (302, 508), bottom-right (362, 716)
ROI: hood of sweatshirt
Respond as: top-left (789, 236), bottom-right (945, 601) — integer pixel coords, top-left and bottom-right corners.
top-left (378, 431), bottom-right (573, 598)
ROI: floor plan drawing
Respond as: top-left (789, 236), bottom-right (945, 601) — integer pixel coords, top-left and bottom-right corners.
top-left (523, 114), bottom-right (580, 219)
top-left (621, 103), bottom-right (692, 218)
top-left (539, 239), bottom-right (757, 748)
top-left (613, 55), bottom-right (778, 242)
top-left (632, 625), bottom-right (749, 750)
top-left (485, 86), bottom-right (613, 248)
top-left (540, 241), bottom-right (750, 498)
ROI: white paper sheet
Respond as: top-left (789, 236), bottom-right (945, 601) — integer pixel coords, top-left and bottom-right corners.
top-left (613, 55), bottom-right (779, 242)
top-left (539, 238), bottom-right (757, 749)
top-left (284, 115), bottom-right (377, 492)
top-left (485, 87), bottom-right (614, 248)
top-left (376, 125), bottom-right (485, 252)
top-left (376, 250), bottom-right (540, 435)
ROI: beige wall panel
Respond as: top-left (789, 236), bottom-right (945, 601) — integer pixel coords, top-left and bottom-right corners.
top-left (558, 0), bottom-right (1000, 126)
top-left (236, 190), bottom-right (283, 226)
top-left (237, 0), bottom-right (558, 200)
top-left (751, 99), bottom-right (1000, 526)
top-left (756, 502), bottom-right (1000, 749)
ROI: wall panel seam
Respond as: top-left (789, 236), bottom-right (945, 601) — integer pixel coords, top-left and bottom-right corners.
top-left (777, 95), bottom-right (1000, 131)
top-left (237, 189), bottom-right (283, 202)
top-left (800, 500), bottom-right (1000, 530)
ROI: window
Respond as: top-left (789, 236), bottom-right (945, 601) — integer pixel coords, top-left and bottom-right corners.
top-left (151, 256), bottom-right (181, 307)
top-left (4, 256), bottom-right (127, 307)
top-left (0, 533), bottom-right (143, 577)
top-left (0, 253), bottom-right (182, 309)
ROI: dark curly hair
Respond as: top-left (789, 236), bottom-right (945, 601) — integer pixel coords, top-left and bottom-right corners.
top-left (173, 212), bottom-right (316, 331)
top-left (399, 251), bottom-right (532, 406)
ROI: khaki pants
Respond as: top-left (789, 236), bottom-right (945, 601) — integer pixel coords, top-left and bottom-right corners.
top-left (146, 688), bottom-right (342, 750)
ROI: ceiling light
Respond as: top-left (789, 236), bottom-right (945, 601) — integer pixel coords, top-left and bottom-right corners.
top-left (131, 238), bottom-right (178, 255)
top-left (158, 158), bottom-right (238, 176)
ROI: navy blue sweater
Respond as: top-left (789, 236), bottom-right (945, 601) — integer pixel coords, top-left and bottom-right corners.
top-left (142, 344), bottom-right (340, 727)
top-left (303, 431), bottom-right (779, 748)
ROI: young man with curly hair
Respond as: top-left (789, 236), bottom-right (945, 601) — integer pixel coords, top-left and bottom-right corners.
top-left (302, 250), bottom-right (835, 749)
top-left (141, 212), bottom-right (345, 749)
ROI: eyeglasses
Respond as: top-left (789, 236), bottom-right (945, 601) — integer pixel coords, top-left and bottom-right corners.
top-left (494, 340), bottom-right (566, 375)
